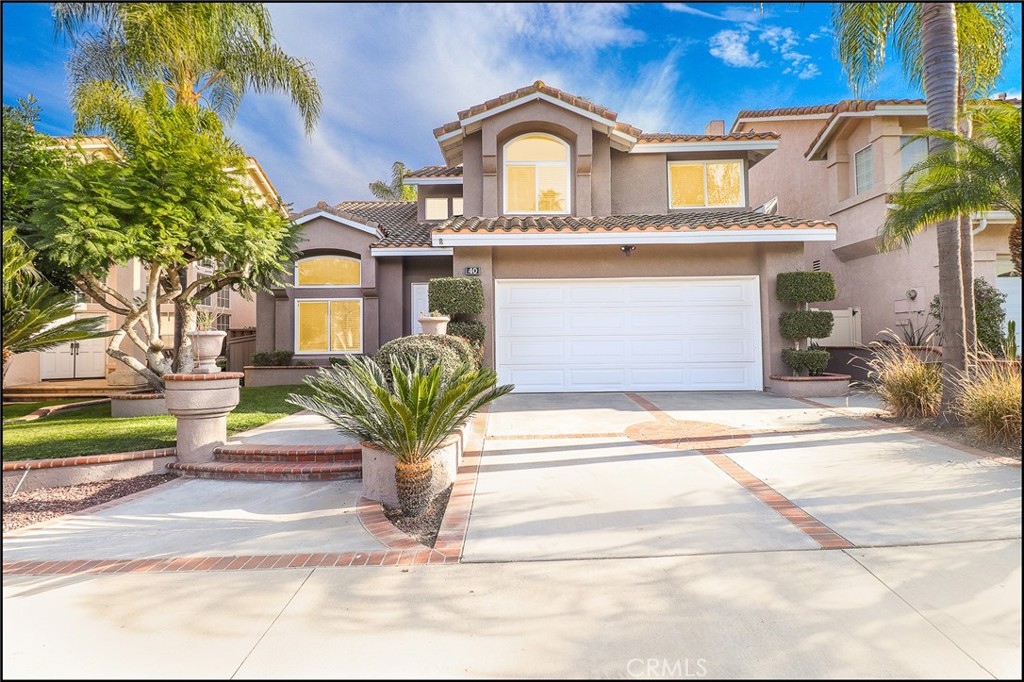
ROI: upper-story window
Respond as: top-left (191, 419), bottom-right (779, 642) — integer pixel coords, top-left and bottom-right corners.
top-left (854, 144), bottom-right (874, 194)
top-left (668, 160), bottom-right (744, 209)
top-left (900, 135), bottom-right (928, 177)
top-left (424, 196), bottom-right (464, 221)
top-left (503, 134), bottom-right (570, 214)
top-left (295, 255), bottom-right (361, 287)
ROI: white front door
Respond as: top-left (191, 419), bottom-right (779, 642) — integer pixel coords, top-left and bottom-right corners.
top-left (39, 342), bottom-right (76, 380)
top-left (411, 283), bottom-right (430, 334)
top-left (494, 277), bottom-right (763, 392)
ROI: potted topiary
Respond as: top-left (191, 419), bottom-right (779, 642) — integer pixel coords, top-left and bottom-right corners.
top-left (187, 310), bottom-right (226, 374)
top-left (288, 355), bottom-right (513, 517)
top-left (429, 276), bottom-right (486, 351)
top-left (417, 310), bottom-right (450, 336)
top-left (768, 271), bottom-right (851, 398)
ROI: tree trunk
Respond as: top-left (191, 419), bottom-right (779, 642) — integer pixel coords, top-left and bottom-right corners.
top-left (957, 107), bottom-right (977, 366)
top-left (175, 301), bottom-right (197, 373)
top-left (1011, 217), bottom-right (1022, 276)
top-left (394, 457), bottom-right (433, 517)
top-left (922, 3), bottom-right (966, 425)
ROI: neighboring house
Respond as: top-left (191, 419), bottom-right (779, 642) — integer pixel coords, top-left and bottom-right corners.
top-left (732, 97), bottom-right (1022, 349)
top-left (258, 81), bottom-right (839, 392)
top-left (4, 136), bottom-right (285, 388)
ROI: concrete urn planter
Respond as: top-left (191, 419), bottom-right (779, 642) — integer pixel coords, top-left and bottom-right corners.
top-left (163, 373), bottom-right (243, 463)
top-left (187, 330), bottom-right (227, 374)
top-left (417, 314), bottom-right (450, 336)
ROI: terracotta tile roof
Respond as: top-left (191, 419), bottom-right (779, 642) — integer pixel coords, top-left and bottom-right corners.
top-left (434, 80), bottom-right (637, 138)
top-left (637, 131), bottom-right (779, 143)
top-left (433, 210), bottom-right (834, 235)
top-left (737, 95), bottom-right (1020, 123)
top-left (335, 201), bottom-right (435, 248)
top-left (405, 165), bottom-right (463, 178)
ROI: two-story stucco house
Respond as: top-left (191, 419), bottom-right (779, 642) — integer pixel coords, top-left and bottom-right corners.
top-left (258, 81), bottom-right (840, 392)
top-left (4, 136), bottom-right (285, 389)
top-left (733, 98), bottom-right (1022, 350)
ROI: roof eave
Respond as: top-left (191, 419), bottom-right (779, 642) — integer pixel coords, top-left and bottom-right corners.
top-left (431, 228), bottom-right (837, 247)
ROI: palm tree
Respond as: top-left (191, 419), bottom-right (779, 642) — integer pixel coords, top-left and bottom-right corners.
top-left (53, 3), bottom-right (321, 134)
top-left (881, 104), bottom-right (1021, 269)
top-left (2, 229), bottom-right (107, 381)
top-left (832, 2), bottom-right (1009, 423)
top-left (369, 161), bottom-right (417, 201)
top-left (289, 356), bottom-right (513, 517)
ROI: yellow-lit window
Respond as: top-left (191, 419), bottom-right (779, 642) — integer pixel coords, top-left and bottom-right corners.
top-left (424, 197), bottom-right (449, 221)
top-left (296, 299), bottom-right (362, 354)
top-left (295, 256), bottom-right (360, 287)
top-left (451, 196), bottom-right (464, 215)
top-left (668, 160), bottom-right (744, 208)
top-left (503, 134), bottom-right (570, 214)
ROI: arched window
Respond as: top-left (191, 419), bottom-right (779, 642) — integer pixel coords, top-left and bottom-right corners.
top-left (503, 134), bottom-right (570, 214)
top-left (294, 255), bottom-right (361, 287)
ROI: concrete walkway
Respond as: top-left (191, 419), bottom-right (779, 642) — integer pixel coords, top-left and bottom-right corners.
top-left (3, 391), bottom-right (1021, 678)
top-left (3, 540), bottom-right (1019, 678)
top-left (226, 411), bottom-right (358, 447)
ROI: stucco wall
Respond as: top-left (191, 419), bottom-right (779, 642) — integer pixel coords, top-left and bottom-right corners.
top-left (401, 257), bottom-right (456, 336)
top-left (454, 242), bottom-right (804, 383)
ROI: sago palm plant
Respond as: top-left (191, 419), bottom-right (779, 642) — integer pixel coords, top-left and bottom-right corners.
top-left (289, 355), bottom-right (513, 516)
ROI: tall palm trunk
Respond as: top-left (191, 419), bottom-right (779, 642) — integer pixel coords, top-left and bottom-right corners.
top-left (922, 3), bottom-right (967, 424)
top-left (958, 84), bottom-right (977, 365)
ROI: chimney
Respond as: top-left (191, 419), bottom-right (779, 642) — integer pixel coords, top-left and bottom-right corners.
top-left (705, 120), bottom-right (725, 136)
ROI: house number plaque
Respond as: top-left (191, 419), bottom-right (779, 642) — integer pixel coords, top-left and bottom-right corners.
top-left (465, 266), bottom-right (481, 276)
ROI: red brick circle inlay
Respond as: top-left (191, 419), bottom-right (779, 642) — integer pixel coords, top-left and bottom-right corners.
top-left (625, 419), bottom-right (751, 450)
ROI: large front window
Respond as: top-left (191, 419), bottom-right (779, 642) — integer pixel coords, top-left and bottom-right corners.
top-left (668, 160), bottom-right (744, 209)
top-left (295, 255), bottom-right (361, 287)
top-left (503, 134), bottom-right (570, 214)
top-left (296, 299), bottom-right (362, 354)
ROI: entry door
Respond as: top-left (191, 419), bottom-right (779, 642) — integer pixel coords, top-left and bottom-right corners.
top-left (411, 283), bottom-right (430, 334)
top-left (39, 316), bottom-right (108, 379)
top-left (494, 277), bottom-right (763, 392)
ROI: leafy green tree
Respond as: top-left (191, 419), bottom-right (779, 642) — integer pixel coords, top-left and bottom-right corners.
top-left (931, 278), bottom-right (1008, 356)
top-left (2, 97), bottom-right (67, 228)
top-left (882, 104), bottom-right (1021, 275)
top-left (369, 161), bottom-right (417, 201)
top-left (831, 2), bottom-right (1010, 422)
top-left (2, 229), bottom-right (106, 380)
top-left (24, 87), bottom-right (300, 391)
top-left (53, 2), bottom-right (321, 134)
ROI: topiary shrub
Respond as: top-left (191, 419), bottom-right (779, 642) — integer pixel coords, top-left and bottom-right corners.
top-left (930, 277), bottom-right (1008, 355)
top-left (251, 350), bottom-right (294, 366)
top-left (781, 349), bottom-right (831, 376)
top-left (776, 271), bottom-right (837, 304)
top-left (436, 334), bottom-right (479, 370)
top-left (779, 310), bottom-right (835, 341)
top-left (776, 271), bottom-right (837, 377)
top-left (428, 277), bottom-right (484, 315)
top-left (376, 335), bottom-right (464, 381)
top-left (447, 319), bottom-right (485, 345)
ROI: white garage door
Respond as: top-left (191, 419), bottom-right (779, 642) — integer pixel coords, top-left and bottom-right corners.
top-left (495, 277), bottom-right (763, 392)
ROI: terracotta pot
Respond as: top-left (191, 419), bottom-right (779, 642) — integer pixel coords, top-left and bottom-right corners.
top-left (187, 330), bottom-right (227, 374)
top-left (418, 314), bottom-right (450, 336)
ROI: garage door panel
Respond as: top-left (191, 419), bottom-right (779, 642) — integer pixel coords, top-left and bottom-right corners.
top-left (496, 278), bottom-right (762, 392)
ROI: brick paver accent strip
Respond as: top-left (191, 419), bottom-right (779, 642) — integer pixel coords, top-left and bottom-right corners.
top-left (703, 449), bottom-right (855, 550)
top-left (3, 448), bottom-right (176, 471)
top-left (625, 419), bottom-right (752, 450)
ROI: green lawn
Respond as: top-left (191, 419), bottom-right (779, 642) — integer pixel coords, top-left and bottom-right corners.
top-left (2, 385), bottom-right (313, 461)
top-left (2, 399), bottom-right (83, 421)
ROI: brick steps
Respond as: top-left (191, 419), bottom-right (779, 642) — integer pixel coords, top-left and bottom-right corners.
top-left (169, 443), bottom-right (363, 482)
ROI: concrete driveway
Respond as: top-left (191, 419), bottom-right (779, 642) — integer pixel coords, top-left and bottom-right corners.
top-left (463, 391), bottom-right (1021, 562)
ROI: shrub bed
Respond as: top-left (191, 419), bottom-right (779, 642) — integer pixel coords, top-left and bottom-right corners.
top-left (955, 361), bottom-right (1022, 446)
top-left (865, 340), bottom-right (942, 419)
top-left (251, 350), bottom-right (294, 367)
top-left (376, 335), bottom-right (464, 380)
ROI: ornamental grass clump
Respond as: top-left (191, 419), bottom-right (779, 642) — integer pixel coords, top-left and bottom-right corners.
top-left (288, 355), bottom-right (513, 516)
top-left (955, 357), bottom-right (1022, 447)
top-left (865, 334), bottom-right (942, 419)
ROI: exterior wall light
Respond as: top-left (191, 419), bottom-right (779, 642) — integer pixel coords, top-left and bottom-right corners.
top-left (620, 245), bottom-right (636, 256)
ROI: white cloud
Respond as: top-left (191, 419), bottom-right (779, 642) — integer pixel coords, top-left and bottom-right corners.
top-left (239, 3), bottom-right (649, 207)
top-left (758, 26), bottom-right (799, 53)
top-left (663, 3), bottom-right (766, 24)
top-left (709, 29), bottom-right (766, 68)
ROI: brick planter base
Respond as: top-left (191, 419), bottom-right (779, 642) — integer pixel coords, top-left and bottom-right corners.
top-left (766, 373), bottom-right (851, 398)
top-left (3, 449), bottom-right (176, 494)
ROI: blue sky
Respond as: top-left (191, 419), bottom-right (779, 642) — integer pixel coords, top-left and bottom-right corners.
top-left (3, 2), bottom-right (1021, 210)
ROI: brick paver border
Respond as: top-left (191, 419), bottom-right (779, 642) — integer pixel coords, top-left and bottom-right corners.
top-left (3, 448), bottom-right (177, 472)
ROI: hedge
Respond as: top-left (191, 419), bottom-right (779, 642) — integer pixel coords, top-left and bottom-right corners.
top-left (429, 277), bottom-right (484, 315)
top-left (779, 310), bottom-right (835, 341)
top-left (250, 350), bottom-right (294, 367)
top-left (930, 277), bottom-right (1008, 356)
top-left (781, 348), bottom-right (831, 376)
top-left (447, 319), bottom-right (486, 344)
top-left (376, 334), bottom-right (474, 381)
top-left (776, 271), bottom-right (837, 304)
